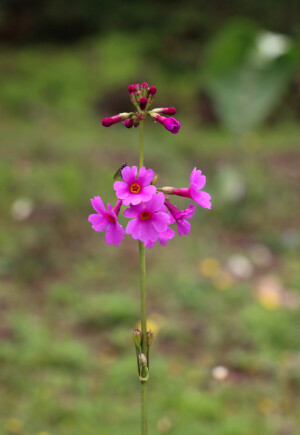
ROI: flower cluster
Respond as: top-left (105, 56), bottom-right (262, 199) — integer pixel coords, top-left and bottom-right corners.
top-left (90, 83), bottom-right (211, 246)
top-left (89, 165), bottom-right (211, 247)
top-left (102, 82), bottom-right (181, 134)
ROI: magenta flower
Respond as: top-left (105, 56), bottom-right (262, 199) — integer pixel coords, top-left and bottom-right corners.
top-left (165, 201), bottom-right (196, 236)
top-left (114, 166), bottom-right (156, 206)
top-left (124, 192), bottom-right (171, 245)
top-left (154, 114), bottom-right (181, 134)
top-left (173, 167), bottom-right (212, 209)
top-left (88, 197), bottom-right (125, 246)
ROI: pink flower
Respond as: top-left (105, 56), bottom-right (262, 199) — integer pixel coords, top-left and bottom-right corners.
top-left (124, 192), bottom-right (171, 245)
top-left (114, 166), bottom-right (156, 206)
top-left (88, 197), bottom-right (125, 246)
top-left (173, 167), bottom-right (211, 209)
top-left (155, 115), bottom-right (181, 134)
top-left (165, 201), bottom-right (196, 236)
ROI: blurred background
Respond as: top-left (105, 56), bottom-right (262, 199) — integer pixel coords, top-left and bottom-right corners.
top-left (1, 1), bottom-right (300, 434)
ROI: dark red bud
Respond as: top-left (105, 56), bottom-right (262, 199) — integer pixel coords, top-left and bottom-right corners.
top-left (124, 118), bottom-right (134, 128)
top-left (139, 97), bottom-right (148, 110)
top-left (163, 107), bottom-right (176, 115)
top-left (102, 117), bottom-right (113, 127)
top-left (141, 82), bottom-right (149, 88)
top-left (148, 86), bottom-right (157, 96)
top-left (128, 84), bottom-right (136, 93)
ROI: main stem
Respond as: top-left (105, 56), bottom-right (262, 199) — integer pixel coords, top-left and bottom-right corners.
top-left (139, 120), bottom-right (148, 435)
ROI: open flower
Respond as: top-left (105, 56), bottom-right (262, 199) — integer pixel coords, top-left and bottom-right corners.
top-left (124, 192), bottom-right (171, 245)
top-left (114, 166), bottom-right (156, 206)
top-left (165, 201), bottom-right (196, 235)
top-left (173, 167), bottom-right (211, 209)
top-left (151, 114), bottom-right (181, 134)
top-left (88, 197), bottom-right (125, 246)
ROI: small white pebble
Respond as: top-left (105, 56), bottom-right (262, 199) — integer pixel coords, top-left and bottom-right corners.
top-left (226, 254), bottom-right (254, 279)
top-left (212, 366), bottom-right (229, 380)
top-left (11, 198), bottom-right (33, 221)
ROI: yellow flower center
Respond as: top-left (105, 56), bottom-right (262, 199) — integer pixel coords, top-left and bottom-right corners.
top-left (130, 182), bottom-right (141, 193)
top-left (140, 211), bottom-right (152, 221)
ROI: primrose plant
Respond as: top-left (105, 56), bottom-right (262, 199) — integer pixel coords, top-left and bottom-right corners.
top-left (89, 82), bottom-right (211, 434)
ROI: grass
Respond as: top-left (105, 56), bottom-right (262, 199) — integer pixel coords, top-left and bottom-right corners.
top-left (0, 37), bottom-right (300, 435)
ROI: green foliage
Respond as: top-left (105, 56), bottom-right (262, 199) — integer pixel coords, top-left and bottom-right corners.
top-left (0, 37), bottom-right (300, 434)
top-left (203, 20), bottom-right (300, 135)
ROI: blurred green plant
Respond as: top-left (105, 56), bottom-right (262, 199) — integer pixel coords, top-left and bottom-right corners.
top-left (203, 19), bottom-right (300, 137)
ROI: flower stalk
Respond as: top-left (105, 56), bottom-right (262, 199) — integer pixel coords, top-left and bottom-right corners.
top-left (139, 120), bottom-right (148, 435)
top-left (90, 82), bottom-right (212, 434)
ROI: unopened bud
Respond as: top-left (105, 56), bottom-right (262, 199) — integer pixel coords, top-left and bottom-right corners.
top-left (128, 84), bottom-right (136, 94)
top-left (139, 97), bottom-right (148, 110)
top-left (102, 117), bottom-right (113, 127)
top-left (133, 120), bottom-right (140, 127)
top-left (152, 173), bottom-right (159, 185)
top-left (141, 82), bottom-right (149, 88)
top-left (147, 330), bottom-right (154, 347)
top-left (148, 86), bottom-right (157, 96)
top-left (124, 118), bottom-right (134, 128)
top-left (163, 107), bottom-right (176, 115)
top-left (132, 328), bottom-right (142, 347)
top-left (139, 353), bottom-right (147, 367)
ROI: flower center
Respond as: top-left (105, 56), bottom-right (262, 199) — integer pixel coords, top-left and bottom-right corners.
top-left (130, 182), bottom-right (141, 193)
top-left (140, 211), bottom-right (152, 221)
top-left (106, 214), bottom-right (116, 223)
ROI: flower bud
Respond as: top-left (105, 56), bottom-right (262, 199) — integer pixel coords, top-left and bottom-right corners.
top-left (152, 173), bottom-right (159, 185)
top-left (132, 328), bottom-right (142, 347)
top-left (133, 120), bottom-right (140, 127)
top-left (148, 86), bottom-right (157, 96)
top-left (147, 330), bottom-right (154, 347)
top-left (163, 107), bottom-right (176, 115)
top-left (102, 117), bottom-right (113, 127)
top-left (128, 84), bottom-right (136, 94)
top-left (124, 118), bottom-right (134, 128)
top-left (139, 353), bottom-right (147, 367)
top-left (139, 97), bottom-right (148, 110)
top-left (141, 82), bottom-right (149, 88)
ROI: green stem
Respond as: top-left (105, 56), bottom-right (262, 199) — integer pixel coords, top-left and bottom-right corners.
top-left (139, 120), bottom-right (144, 169)
top-left (139, 120), bottom-right (148, 435)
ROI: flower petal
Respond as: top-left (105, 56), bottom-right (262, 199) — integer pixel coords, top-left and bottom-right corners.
top-left (147, 192), bottom-right (165, 212)
top-left (190, 168), bottom-right (206, 189)
top-left (126, 218), bottom-right (142, 239)
top-left (124, 204), bottom-right (143, 218)
top-left (88, 214), bottom-right (108, 231)
top-left (91, 196), bottom-right (106, 214)
top-left (151, 212), bottom-right (170, 232)
top-left (137, 167), bottom-right (154, 186)
top-left (113, 181), bottom-right (129, 199)
top-left (177, 219), bottom-right (191, 236)
top-left (140, 185), bottom-right (157, 202)
top-left (122, 165), bottom-right (136, 183)
top-left (159, 227), bottom-right (175, 245)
